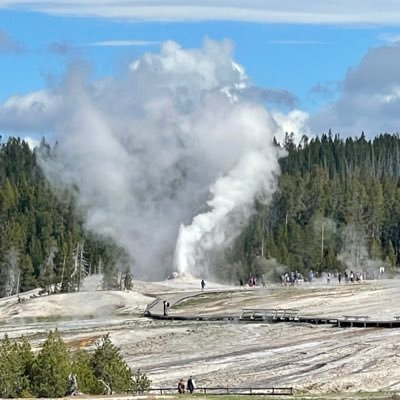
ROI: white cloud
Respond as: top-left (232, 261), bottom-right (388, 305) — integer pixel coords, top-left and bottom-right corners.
top-left (378, 33), bottom-right (400, 43)
top-left (2, 1), bottom-right (400, 24)
top-left (311, 43), bottom-right (400, 136)
top-left (92, 40), bottom-right (160, 47)
top-left (272, 109), bottom-right (310, 143)
top-left (23, 136), bottom-right (40, 149)
top-left (0, 90), bottom-right (61, 131)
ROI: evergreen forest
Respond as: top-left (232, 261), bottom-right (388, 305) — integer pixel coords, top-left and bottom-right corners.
top-left (1, 133), bottom-right (400, 295)
top-left (0, 137), bottom-right (131, 298)
top-left (221, 132), bottom-right (400, 282)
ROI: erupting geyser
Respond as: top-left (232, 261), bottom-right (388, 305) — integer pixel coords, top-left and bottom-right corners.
top-left (36, 39), bottom-right (289, 279)
top-left (174, 106), bottom-right (283, 275)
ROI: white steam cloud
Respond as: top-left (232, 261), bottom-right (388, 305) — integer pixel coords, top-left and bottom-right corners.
top-left (175, 106), bottom-right (282, 275)
top-left (26, 40), bottom-right (285, 279)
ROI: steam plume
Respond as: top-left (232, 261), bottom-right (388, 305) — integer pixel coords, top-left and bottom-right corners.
top-left (175, 105), bottom-right (282, 275)
top-left (38, 39), bottom-right (285, 279)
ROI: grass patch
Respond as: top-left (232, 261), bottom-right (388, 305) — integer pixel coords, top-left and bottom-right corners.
top-left (157, 394), bottom-right (400, 400)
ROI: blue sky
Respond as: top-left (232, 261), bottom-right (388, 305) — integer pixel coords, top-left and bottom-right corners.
top-left (2, 1), bottom-right (400, 137)
top-left (0, 9), bottom-right (385, 106)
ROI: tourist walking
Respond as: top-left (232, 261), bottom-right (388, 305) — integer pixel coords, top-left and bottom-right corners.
top-left (187, 376), bottom-right (196, 394)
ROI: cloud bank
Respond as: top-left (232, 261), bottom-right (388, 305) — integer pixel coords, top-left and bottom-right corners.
top-left (3, 1), bottom-right (400, 24)
top-left (311, 43), bottom-right (400, 137)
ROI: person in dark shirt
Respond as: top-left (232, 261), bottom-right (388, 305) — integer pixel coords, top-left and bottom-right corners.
top-left (187, 376), bottom-right (196, 394)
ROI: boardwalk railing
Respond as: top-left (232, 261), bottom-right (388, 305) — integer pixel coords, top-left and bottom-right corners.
top-left (240, 308), bottom-right (300, 321)
top-left (147, 386), bottom-right (293, 395)
top-left (144, 297), bottom-right (161, 315)
top-left (342, 315), bottom-right (370, 321)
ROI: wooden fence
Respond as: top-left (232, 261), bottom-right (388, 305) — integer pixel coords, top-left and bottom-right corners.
top-left (146, 386), bottom-right (293, 395)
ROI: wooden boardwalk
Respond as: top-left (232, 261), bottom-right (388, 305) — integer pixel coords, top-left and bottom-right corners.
top-left (144, 297), bottom-right (400, 328)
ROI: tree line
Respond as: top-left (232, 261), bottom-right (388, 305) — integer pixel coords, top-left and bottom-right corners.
top-left (218, 132), bottom-right (400, 282)
top-left (0, 137), bottom-right (131, 297)
top-left (0, 330), bottom-right (150, 398)
top-left (2, 133), bottom-right (400, 291)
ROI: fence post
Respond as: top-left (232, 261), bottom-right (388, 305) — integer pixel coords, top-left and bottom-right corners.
top-left (250, 388), bottom-right (252, 394)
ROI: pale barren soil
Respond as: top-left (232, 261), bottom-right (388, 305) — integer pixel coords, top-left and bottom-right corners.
top-left (2, 277), bottom-right (400, 397)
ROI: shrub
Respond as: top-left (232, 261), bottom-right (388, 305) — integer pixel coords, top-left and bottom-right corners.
top-left (132, 369), bottom-right (151, 394)
top-left (31, 330), bottom-right (70, 397)
top-left (91, 334), bottom-right (133, 393)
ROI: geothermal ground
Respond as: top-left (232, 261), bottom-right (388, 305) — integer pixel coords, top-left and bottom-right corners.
top-left (2, 276), bottom-right (400, 396)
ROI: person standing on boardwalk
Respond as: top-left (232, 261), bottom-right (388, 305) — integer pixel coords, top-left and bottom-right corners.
top-left (201, 279), bottom-right (206, 291)
top-left (163, 300), bottom-right (170, 316)
top-left (187, 376), bottom-right (196, 394)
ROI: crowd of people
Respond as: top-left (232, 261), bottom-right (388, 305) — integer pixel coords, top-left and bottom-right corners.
top-left (279, 271), bottom-right (305, 286)
top-left (279, 268), bottom-right (385, 286)
top-left (235, 268), bottom-right (386, 289)
top-left (239, 274), bottom-right (266, 289)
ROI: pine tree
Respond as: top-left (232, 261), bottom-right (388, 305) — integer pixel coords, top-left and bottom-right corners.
top-left (16, 337), bottom-right (35, 397)
top-left (19, 254), bottom-right (36, 293)
top-left (91, 334), bottom-right (132, 394)
top-left (0, 178), bottom-right (17, 216)
top-left (132, 369), bottom-right (151, 394)
top-left (102, 263), bottom-right (119, 290)
top-left (38, 244), bottom-right (57, 294)
top-left (0, 335), bottom-right (25, 398)
top-left (31, 330), bottom-right (71, 397)
top-left (71, 349), bottom-right (102, 394)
